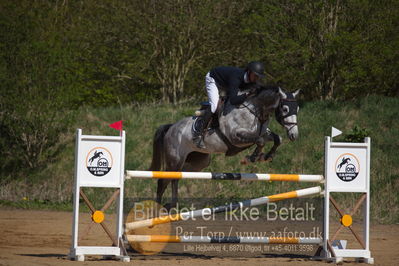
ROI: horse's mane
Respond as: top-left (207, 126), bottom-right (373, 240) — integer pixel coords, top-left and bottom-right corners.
top-left (255, 84), bottom-right (280, 95)
top-left (240, 82), bottom-right (280, 96)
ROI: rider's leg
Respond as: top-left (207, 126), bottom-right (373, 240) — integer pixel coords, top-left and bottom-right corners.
top-left (193, 105), bottom-right (212, 148)
top-left (205, 72), bottom-right (219, 114)
top-left (193, 72), bottom-right (218, 148)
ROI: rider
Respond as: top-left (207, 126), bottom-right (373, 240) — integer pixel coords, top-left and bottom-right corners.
top-left (193, 61), bottom-right (265, 148)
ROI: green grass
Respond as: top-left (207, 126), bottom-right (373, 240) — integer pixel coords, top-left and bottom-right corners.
top-left (1, 96), bottom-right (398, 223)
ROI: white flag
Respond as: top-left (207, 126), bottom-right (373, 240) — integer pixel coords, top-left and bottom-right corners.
top-left (331, 127), bottom-right (342, 138)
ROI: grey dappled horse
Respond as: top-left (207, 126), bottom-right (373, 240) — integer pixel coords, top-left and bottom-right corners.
top-left (150, 86), bottom-right (300, 208)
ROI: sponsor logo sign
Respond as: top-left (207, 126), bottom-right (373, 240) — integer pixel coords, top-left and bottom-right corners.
top-left (335, 153), bottom-right (360, 182)
top-left (85, 147), bottom-right (113, 177)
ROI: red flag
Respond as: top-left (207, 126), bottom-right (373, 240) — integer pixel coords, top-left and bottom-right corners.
top-left (109, 120), bottom-right (123, 131)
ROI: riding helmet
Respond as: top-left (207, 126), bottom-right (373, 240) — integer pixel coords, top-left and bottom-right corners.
top-left (246, 61), bottom-right (265, 78)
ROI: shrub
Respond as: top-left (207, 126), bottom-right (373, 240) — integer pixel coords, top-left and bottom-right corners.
top-left (344, 125), bottom-right (370, 143)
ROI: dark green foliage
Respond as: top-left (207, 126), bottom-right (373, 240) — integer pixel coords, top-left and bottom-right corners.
top-left (344, 126), bottom-right (370, 143)
top-left (0, 97), bottom-right (76, 176)
top-left (2, 0), bottom-right (396, 107)
top-left (243, 0), bottom-right (399, 100)
top-left (0, 1), bottom-right (77, 179)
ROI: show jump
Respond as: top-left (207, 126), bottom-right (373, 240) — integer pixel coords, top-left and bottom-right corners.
top-left (68, 128), bottom-right (373, 264)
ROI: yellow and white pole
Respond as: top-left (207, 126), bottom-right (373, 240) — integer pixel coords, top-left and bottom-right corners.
top-left (126, 170), bottom-right (324, 182)
top-left (125, 186), bottom-right (322, 231)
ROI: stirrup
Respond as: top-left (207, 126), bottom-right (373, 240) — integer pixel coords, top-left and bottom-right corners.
top-left (193, 135), bottom-right (206, 149)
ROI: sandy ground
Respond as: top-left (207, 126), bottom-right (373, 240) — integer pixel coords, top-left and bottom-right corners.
top-left (0, 209), bottom-right (398, 266)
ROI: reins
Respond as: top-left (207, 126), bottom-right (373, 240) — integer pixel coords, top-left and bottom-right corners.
top-left (236, 88), bottom-right (299, 137)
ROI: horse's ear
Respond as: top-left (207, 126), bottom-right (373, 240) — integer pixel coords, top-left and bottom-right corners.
top-left (278, 87), bottom-right (287, 99)
top-left (292, 89), bottom-right (301, 98)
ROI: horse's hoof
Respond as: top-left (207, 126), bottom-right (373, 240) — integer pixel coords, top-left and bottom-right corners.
top-left (240, 158), bottom-right (249, 165)
top-left (255, 153), bottom-right (265, 162)
top-left (163, 203), bottom-right (172, 211)
top-left (249, 157), bottom-right (257, 163)
top-left (243, 155), bottom-right (256, 164)
top-left (264, 156), bottom-right (273, 162)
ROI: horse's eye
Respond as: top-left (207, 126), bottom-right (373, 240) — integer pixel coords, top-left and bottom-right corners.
top-left (282, 106), bottom-right (289, 115)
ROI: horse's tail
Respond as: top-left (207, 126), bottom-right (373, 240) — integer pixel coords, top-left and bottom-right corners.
top-left (149, 123), bottom-right (173, 171)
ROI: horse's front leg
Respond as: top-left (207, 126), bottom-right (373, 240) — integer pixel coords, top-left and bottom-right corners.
top-left (232, 129), bottom-right (266, 164)
top-left (262, 131), bottom-right (282, 162)
top-left (240, 139), bottom-right (267, 164)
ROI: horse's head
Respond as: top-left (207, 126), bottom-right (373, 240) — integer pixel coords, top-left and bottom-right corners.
top-left (245, 84), bottom-right (300, 141)
top-left (275, 87), bottom-right (300, 141)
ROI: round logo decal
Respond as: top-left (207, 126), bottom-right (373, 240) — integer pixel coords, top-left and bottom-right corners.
top-left (335, 153), bottom-right (360, 182)
top-left (86, 147), bottom-right (113, 177)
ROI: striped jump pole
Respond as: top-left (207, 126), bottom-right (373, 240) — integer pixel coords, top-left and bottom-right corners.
top-left (125, 186), bottom-right (322, 231)
top-left (127, 235), bottom-right (323, 245)
top-left (125, 170), bottom-right (324, 183)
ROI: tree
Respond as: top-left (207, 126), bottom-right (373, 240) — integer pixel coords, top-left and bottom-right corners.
top-left (0, 0), bottom-right (77, 178)
top-left (126, 0), bottom-right (252, 103)
top-left (243, 0), bottom-right (398, 100)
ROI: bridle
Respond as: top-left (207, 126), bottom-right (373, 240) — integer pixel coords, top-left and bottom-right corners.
top-left (239, 89), bottom-right (299, 133)
top-left (275, 97), bottom-right (298, 133)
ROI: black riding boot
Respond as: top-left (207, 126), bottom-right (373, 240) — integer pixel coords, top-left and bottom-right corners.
top-left (193, 107), bottom-right (213, 149)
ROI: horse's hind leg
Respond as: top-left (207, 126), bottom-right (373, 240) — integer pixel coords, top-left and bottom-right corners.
top-left (160, 154), bottom-right (186, 210)
top-left (157, 179), bottom-right (181, 211)
top-left (182, 152), bottom-right (211, 171)
top-left (156, 179), bottom-right (170, 205)
top-left (170, 180), bottom-right (178, 210)
top-left (169, 152), bottom-right (211, 209)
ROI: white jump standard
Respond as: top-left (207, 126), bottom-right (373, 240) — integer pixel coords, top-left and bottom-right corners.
top-left (322, 137), bottom-right (373, 264)
top-left (69, 129), bottom-right (129, 262)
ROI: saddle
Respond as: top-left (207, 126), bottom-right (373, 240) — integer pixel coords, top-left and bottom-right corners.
top-left (192, 97), bottom-right (225, 133)
top-left (192, 97), bottom-right (249, 156)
